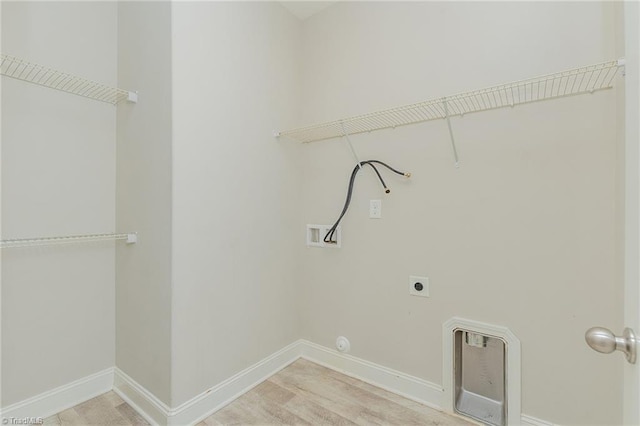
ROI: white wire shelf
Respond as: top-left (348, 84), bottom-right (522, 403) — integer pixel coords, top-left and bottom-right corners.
top-left (0, 232), bottom-right (138, 249)
top-left (277, 59), bottom-right (624, 144)
top-left (0, 53), bottom-right (137, 105)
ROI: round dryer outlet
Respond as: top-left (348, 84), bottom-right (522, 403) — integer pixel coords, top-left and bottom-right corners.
top-left (336, 336), bottom-right (351, 353)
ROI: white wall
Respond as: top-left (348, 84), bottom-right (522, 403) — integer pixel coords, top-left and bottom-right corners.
top-left (116, 2), bottom-right (173, 405)
top-left (170, 1), bottom-right (303, 406)
top-left (1, 1), bottom-right (117, 406)
top-left (298, 2), bottom-right (623, 425)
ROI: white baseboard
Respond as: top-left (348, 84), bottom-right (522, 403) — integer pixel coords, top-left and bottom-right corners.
top-left (113, 340), bottom-right (304, 426)
top-left (113, 368), bottom-right (169, 426)
top-left (299, 341), bottom-right (556, 426)
top-left (111, 339), bottom-right (443, 425)
top-left (2, 340), bottom-right (556, 426)
top-left (521, 414), bottom-right (556, 426)
top-left (167, 340), bottom-right (303, 426)
top-left (0, 368), bottom-right (114, 421)
top-left (298, 339), bottom-right (445, 411)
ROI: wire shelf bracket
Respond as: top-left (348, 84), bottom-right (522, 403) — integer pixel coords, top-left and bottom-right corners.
top-left (0, 53), bottom-right (137, 105)
top-left (341, 122), bottom-right (363, 170)
top-left (276, 59), bottom-right (625, 144)
top-left (0, 232), bottom-right (138, 249)
top-left (442, 98), bottom-right (460, 168)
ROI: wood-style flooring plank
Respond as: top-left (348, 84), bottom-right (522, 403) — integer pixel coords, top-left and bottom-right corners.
top-left (206, 359), bottom-right (476, 426)
top-left (44, 391), bottom-right (149, 426)
top-left (209, 389), bottom-right (311, 425)
top-left (281, 393), bottom-right (358, 426)
top-left (293, 360), bottom-right (473, 425)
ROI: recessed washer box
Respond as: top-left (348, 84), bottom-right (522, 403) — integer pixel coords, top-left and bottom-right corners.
top-left (306, 224), bottom-right (341, 248)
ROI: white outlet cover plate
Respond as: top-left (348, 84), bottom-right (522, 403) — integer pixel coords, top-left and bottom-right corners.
top-left (409, 275), bottom-right (429, 297)
top-left (369, 199), bottom-right (382, 219)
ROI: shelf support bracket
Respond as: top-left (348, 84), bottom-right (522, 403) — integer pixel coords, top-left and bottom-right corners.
top-left (443, 98), bottom-right (460, 168)
top-left (341, 122), bottom-right (362, 170)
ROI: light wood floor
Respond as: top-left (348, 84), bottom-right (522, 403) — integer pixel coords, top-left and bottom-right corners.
top-left (46, 359), bottom-right (475, 425)
top-left (44, 391), bottom-right (148, 425)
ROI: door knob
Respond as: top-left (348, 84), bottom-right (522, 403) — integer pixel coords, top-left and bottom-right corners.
top-left (585, 327), bottom-right (636, 364)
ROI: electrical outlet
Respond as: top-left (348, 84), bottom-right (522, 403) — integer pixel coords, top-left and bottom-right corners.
top-left (409, 275), bottom-right (429, 297)
top-left (370, 199), bottom-right (382, 219)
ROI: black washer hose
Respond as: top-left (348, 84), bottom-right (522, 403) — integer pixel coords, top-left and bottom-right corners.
top-left (324, 160), bottom-right (411, 244)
